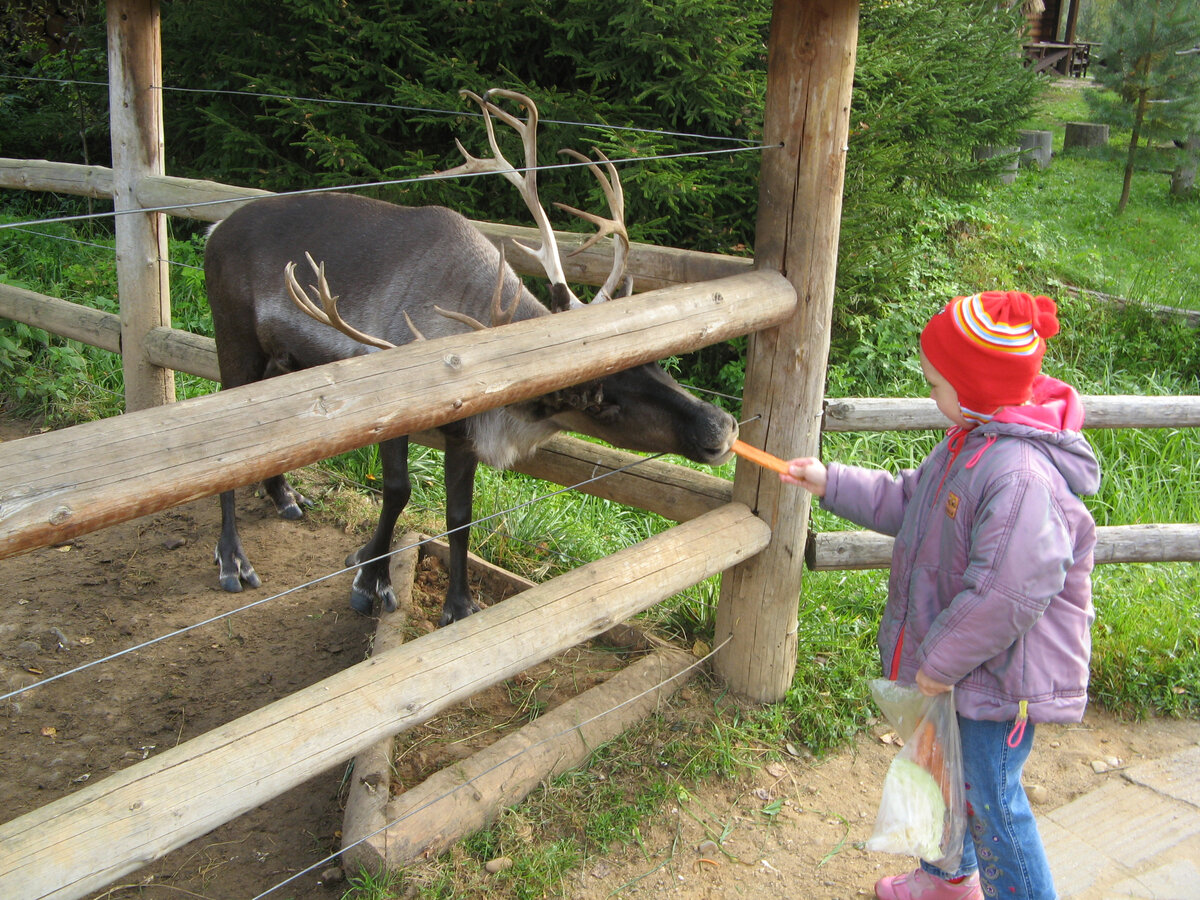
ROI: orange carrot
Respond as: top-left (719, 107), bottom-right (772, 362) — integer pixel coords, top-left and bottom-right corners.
top-left (909, 719), bottom-right (935, 768)
top-left (731, 439), bottom-right (791, 475)
top-left (909, 718), bottom-right (951, 809)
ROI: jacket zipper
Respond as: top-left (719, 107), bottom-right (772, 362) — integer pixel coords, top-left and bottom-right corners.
top-left (1006, 700), bottom-right (1029, 747)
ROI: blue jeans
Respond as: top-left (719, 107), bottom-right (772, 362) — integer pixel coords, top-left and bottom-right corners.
top-left (923, 716), bottom-right (1057, 899)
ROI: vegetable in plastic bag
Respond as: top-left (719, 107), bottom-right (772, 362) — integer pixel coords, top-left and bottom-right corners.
top-left (866, 678), bottom-right (967, 872)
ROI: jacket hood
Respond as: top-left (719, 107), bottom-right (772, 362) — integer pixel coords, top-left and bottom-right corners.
top-left (984, 375), bottom-right (1100, 497)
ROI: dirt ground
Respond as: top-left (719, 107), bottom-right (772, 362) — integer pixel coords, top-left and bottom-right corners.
top-left (3, 417), bottom-right (1199, 900)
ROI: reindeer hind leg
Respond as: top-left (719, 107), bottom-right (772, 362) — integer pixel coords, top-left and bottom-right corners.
top-left (262, 474), bottom-right (312, 520)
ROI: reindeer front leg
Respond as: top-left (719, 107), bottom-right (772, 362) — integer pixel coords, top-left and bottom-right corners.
top-left (440, 435), bottom-right (481, 626)
top-left (346, 435), bottom-right (411, 615)
top-left (215, 489), bottom-right (261, 592)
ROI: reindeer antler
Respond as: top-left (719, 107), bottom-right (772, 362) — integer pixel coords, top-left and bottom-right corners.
top-left (554, 148), bottom-right (630, 303)
top-left (435, 89), bottom-right (581, 308)
top-left (435, 244), bottom-right (521, 331)
top-left (284, 252), bottom-right (396, 350)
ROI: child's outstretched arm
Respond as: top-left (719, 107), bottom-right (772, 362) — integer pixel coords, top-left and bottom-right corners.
top-left (781, 457), bottom-right (827, 496)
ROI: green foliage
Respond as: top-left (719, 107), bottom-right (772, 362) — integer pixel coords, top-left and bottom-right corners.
top-left (838, 0), bottom-right (1041, 312)
top-left (1087, 0), bottom-right (1200, 210)
top-left (158, 0), bottom-right (770, 254)
top-left (0, 3), bottom-right (108, 166)
top-left (0, 208), bottom-right (123, 422)
top-left (6, 0), bottom-right (1045, 404)
top-left (1091, 0), bottom-right (1200, 116)
top-left (1089, 564), bottom-right (1200, 718)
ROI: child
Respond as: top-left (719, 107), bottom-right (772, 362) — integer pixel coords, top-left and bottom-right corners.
top-left (783, 291), bottom-right (1100, 900)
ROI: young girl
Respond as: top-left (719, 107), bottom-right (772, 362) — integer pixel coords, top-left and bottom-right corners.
top-left (783, 291), bottom-right (1100, 900)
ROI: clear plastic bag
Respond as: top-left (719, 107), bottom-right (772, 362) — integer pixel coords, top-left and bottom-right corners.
top-left (865, 678), bottom-right (967, 872)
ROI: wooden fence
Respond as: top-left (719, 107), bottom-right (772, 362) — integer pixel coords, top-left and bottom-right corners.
top-left (0, 0), bottom-right (1197, 896)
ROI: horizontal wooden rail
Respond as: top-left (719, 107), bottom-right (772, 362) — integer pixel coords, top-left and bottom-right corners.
top-left (0, 283), bottom-right (734, 524)
top-left (0, 158), bottom-right (753, 291)
top-left (4, 285), bottom-right (1198, 540)
top-left (822, 396), bottom-right (1200, 431)
top-left (0, 156), bottom-right (113, 198)
top-left (0, 282), bottom-right (122, 353)
top-left (5, 284), bottom-right (1197, 433)
top-left (0, 269), bottom-right (793, 560)
top-left (808, 523), bottom-right (1200, 570)
top-left (0, 502), bottom-right (771, 900)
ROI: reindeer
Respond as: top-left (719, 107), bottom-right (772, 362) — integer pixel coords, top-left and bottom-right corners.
top-left (202, 89), bottom-right (738, 626)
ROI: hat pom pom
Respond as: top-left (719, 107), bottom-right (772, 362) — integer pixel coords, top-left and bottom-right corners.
top-left (1031, 294), bottom-right (1059, 339)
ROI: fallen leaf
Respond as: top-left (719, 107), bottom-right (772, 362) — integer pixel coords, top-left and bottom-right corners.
top-left (41, 726), bottom-right (57, 737)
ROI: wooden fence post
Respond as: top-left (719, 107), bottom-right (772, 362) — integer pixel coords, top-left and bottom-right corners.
top-left (714, 0), bottom-right (859, 701)
top-left (107, 0), bottom-right (174, 410)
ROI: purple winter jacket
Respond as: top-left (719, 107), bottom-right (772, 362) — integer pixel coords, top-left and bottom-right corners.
top-left (822, 376), bottom-right (1101, 724)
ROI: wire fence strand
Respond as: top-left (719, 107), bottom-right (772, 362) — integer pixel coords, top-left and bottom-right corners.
top-left (0, 73), bottom-right (763, 146)
top-left (0, 142), bottom-right (771, 231)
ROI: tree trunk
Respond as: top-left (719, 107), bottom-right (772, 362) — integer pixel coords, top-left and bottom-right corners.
top-left (1117, 89), bottom-right (1149, 214)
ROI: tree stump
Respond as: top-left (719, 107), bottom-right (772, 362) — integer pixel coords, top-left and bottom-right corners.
top-left (1063, 122), bottom-right (1109, 152)
top-left (973, 144), bottom-right (1020, 184)
top-left (1171, 133), bottom-right (1198, 197)
top-left (1018, 130), bottom-right (1053, 169)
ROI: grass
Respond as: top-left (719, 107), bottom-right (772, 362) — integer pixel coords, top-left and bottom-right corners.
top-left (960, 80), bottom-right (1200, 312)
top-left (1, 77), bottom-right (1198, 900)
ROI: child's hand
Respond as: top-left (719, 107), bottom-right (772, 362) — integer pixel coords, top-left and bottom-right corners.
top-left (916, 668), bottom-right (953, 696)
top-left (780, 457), bottom-right (827, 496)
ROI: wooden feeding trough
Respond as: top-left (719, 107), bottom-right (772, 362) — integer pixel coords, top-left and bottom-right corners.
top-left (340, 534), bottom-right (699, 872)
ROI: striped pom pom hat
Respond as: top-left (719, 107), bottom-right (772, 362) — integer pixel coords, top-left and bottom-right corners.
top-left (920, 291), bottom-right (1060, 420)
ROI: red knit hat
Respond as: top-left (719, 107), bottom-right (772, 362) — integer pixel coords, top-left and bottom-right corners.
top-left (920, 291), bottom-right (1060, 416)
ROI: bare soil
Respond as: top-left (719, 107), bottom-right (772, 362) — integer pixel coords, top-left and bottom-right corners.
top-left (3, 417), bottom-right (1198, 900)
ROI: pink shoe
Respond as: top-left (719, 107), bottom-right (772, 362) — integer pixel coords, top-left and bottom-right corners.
top-left (874, 868), bottom-right (983, 900)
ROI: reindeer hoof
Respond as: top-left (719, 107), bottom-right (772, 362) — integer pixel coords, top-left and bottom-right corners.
top-left (220, 574), bottom-right (245, 593)
top-left (280, 490), bottom-right (313, 519)
top-left (438, 600), bottom-right (481, 627)
top-left (218, 568), bottom-right (259, 591)
top-left (349, 588), bottom-right (374, 616)
top-left (380, 588), bottom-right (397, 614)
top-left (215, 547), bottom-right (260, 592)
top-left (348, 579), bottom-right (396, 615)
